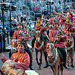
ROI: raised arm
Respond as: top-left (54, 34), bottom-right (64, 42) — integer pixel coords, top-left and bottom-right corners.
top-left (13, 31), bottom-right (17, 39)
top-left (0, 53), bottom-right (7, 63)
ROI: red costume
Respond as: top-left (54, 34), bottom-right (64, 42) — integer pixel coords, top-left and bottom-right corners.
top-left (69, 11), bottom-right (73, 22)
top-left (13, 30), bottom-right (29, 41)
top-left (35, 23), bottom-right (48, 36)
top-left (49, 17), bottom-right (55, 24)
top-left (13, 30), bottom-right (29, 47)
top-left (49, 30), bottom-right (65, 49)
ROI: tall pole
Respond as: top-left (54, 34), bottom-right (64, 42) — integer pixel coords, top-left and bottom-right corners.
top-left (47, 1), bottom-right (48, 15)
top-left (2, 6), bottom-right (5, 51)
top-left (0, 6), bottom-right (3, 53)
top-left (10, 6), bottom-right (12, 37)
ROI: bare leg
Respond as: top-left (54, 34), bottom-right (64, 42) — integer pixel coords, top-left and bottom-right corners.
top-left (70, 48), bottom-right (74, 67)
top-left (68, 52), bottom-right (69, 67)
top-left (39, 51), bottom-right (42, 70)
top-left (35, 50), bottom-right (39, 66)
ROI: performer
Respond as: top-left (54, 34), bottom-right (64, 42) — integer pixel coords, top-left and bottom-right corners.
top-left (12, 23), bottom-right (33, 70)
top-left (49, 13), bottom-right (55, 25)
top-left (32, 17), bottom-right (49, 47)
top-left (49, 25), bottom-right (69, 69)
top-left (0, 41), bottom-right (30, 75)
top-left (67, 7), bottom-right (73, 23)
top-left (35, 17), bottom-right (49, 45)
top-left (13, 23), bottom-right (29, 41)
top-left (35, 17), bottom-right (50, 68)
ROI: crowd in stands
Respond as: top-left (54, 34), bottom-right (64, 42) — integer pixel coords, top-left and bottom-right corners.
top-left (26, 0), bottom-right (74, 15)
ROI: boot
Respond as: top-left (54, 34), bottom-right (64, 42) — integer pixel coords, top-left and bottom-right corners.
top-left (59, 48), bottom-right (69, 69)
top-left (26, 47), bottom-right (34, 70)
top-left (43, 61), bottom-right (49, 68)
top-left (43, 52), bottom-right (49, 68)
top-left (63, 64), bottom-right (69, 69)
top-left (29, 65), bottom-right (33, 70)
top-left (29, 60), bottom-right (33, 70)
top-left (31, 38), bottom-right (36, 48)
top-left (63, 55), bottom-right (69, 69)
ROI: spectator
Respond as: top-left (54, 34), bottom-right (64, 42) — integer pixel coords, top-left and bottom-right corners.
top-left (59, 0), bottom-right (61, 4)
top-left (5, 26), bottom-right (10, 32)
top-left (11, 17), bottom-right (18, 27)
top-left (10, 0), bottom-right (15, 5)
top-left (33, 5), bottom-right (36, 12)
top-left (72, 2), bottom-right (75, 9)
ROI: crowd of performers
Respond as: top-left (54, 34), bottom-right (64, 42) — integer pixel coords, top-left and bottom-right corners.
top-left (0, 7), bottom-right (75, 75)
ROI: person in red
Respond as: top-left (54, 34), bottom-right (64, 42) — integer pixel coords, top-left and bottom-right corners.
top-left (0, 41), bottom-right (30, 75)
top-left (32, 17), bottom-right (41, 48)
top-left (33, 5), bottom-right (36, 12)
top-left (13, 23), bottom-right (29, 42)
top-left (49, 25), bottom-right (69, 69)
top-left (35, 17), bottom-right (48, 37)
top-left (12, 23), bottom-right (33, 70)
top-left (49, 13), bottom-right (56, 25)
top-left (67, 7), bottom-right (73, 23)
top-left (35, 17), bottom-right (41, 30)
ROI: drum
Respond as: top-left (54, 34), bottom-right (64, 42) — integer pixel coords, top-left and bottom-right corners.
top-left (25, 70), bottom-right (39, 75)
top-left (1, 60), bottom-right (24, 75)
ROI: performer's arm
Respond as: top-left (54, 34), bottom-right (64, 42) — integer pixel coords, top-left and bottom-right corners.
top-left (13, 31), bottom-right (17, 39)
top-left (14, 53), bottom-right (30, 70)
top-left (1, 58), bottom-right (7, 63)
top-left (0, 53), bottom-right (7, 63)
